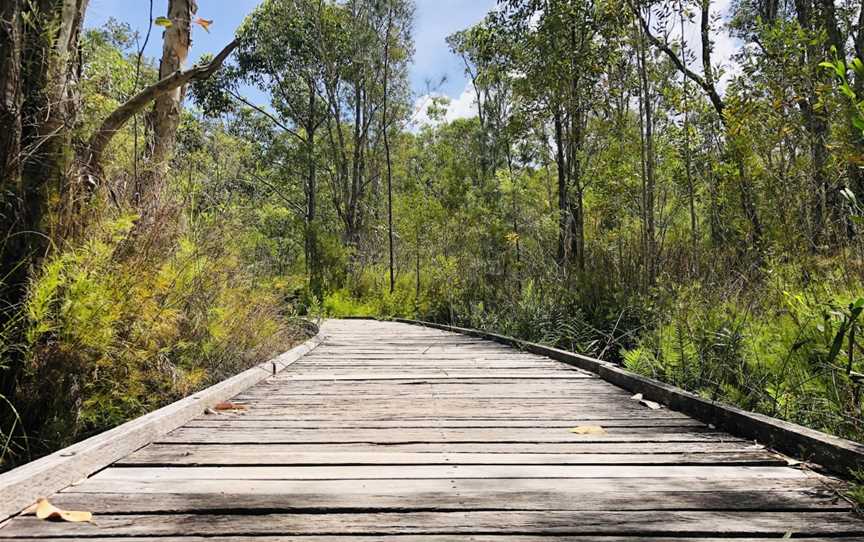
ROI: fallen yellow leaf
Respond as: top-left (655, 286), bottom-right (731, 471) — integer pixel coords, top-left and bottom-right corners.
top-left (35, 498), bottom-right (93, 523)
top-left (570, 425), bottom-right (607, 435)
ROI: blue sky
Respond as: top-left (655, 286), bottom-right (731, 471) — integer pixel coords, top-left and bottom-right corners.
top-left (85, 0), bottom-right (496, 114)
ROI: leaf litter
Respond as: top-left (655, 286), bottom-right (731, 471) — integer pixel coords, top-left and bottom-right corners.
top-left (570, 425), bottom-right (607, 435)
top-left (33, 498), bottom-right (93, 523)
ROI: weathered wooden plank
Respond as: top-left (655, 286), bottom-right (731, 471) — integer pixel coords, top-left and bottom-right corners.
top-left (261, 377), bottom-right (601, 387)
top-left (225, 397), bottom-right (642, 406)
top-left (46, 486), bottom-right (846, 513)
top-left (117, 449), bottom-right (782, 466)
top-left (221, 406), bottom-right (698, 419)
top-left (56, 476), bottom-right (832, 496)
top-left (238, 382), bottom-right (625, 393)
top-left (182, 418), bottom-right (706, 428)
top-left (9, 538), bottom-right (863, 542)
top-left (5, 511), bottom-right (863, 538)
top-left (157, 427), bottom-right (741, 444)
top-left (279, 372), bottom-right (592, 380)
top-left (225, 400), bottom-right (656, 410)
top-left (211, 414), bottom-right (699, 423)
top-left (89, 465), bottom-right (808, 481)
top-left (235, 396), bottom-right (645, 409)
top-left (121, 441), bottom-right (776, 463)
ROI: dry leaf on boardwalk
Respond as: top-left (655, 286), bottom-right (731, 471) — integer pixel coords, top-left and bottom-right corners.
top-left (640, 399), bottom-right (662, 410)
top-left (214, 401), bottom-right (247, 411)
top-left (631, 393), bottom-right (661, 410)
top-left (570, 425), bottom-right (607, 435)
top-left (34, 498), bottom-right (93, 523)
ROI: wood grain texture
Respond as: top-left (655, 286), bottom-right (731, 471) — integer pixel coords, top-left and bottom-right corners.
top-left (1, 318), bottom-right (861, 540)
top-left (4, 511), bottom-right (864, 538)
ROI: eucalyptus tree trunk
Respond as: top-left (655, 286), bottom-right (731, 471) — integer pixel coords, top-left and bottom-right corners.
top-left (636, 13), bottom-right (656, 287)
top-left (0, 0), bottom-right (89, 396)
top-left (792, 0), bottom-right (832, 248)
top-left (305, 83), bottom-right (321, 298)
top-left (382, 8), bottom-right (396, 294)
top-left (141, 0), bottom-right (197, 209)
top-left (0, 0), bottom-right (23, 194)
top-left (553, 107), bottom-right (569, 268)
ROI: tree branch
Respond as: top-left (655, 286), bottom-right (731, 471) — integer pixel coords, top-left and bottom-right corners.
top-left (630, 1), bottom-right (725, 120)
top-left (228, 89), bottom-right (306, 143)
top-left (84, 38), bottom-right (239, 170)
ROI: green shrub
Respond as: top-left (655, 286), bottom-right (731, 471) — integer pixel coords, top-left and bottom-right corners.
top-left (7, 212), bottom-right (304, 465)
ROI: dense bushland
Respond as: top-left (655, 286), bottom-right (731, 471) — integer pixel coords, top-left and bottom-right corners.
top-left (2, 0), bottom-right (864, 475)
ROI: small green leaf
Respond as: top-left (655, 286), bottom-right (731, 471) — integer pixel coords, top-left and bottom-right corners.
top-left (791, 339), bottom-right (810, 351)
top-left (827, 322), bottom-right (847, 364)
top-left (819, 60), bottom-right (838, 73)
top-left (154, 16), bottom-right (172, 28)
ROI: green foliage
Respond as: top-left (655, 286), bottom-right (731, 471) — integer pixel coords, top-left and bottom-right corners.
top-left (623, 266), bottom-right (864, 441)
top-left (821, 51), bottom-right (864, 138)
top-left (321, 267), bottom-right (423, 319)
top-left (13, 209), bottom-right (297, 456)
top-left (849, 469), bottom-right (864, 510)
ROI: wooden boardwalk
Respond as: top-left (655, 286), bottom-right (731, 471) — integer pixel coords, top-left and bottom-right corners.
top-left (2, 318), bottom-right (863, 540)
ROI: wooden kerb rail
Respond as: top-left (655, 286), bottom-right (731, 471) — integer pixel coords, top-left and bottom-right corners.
top-left (0, 327), bottom-right (323, 520)
top-left (395, 318), bottom-right (864, 476)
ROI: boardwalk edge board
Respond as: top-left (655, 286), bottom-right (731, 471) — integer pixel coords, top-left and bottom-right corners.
top-left (0, 326), bottom-right (324, 521)
top-left (394, 318), bottom-right (864, 476)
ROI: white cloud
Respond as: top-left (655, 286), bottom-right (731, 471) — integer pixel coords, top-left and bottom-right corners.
top-left (445, 85), bottom-right (478, 122)
top-left (410, 83), bottom-right (478, 130)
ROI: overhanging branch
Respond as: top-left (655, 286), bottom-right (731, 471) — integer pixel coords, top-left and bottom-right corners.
top-left (84, 38), bottom-right (239, 171)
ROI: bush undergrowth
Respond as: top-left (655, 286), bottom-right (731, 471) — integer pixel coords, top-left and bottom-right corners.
top-left (1, 210), bottom-right (306, 470)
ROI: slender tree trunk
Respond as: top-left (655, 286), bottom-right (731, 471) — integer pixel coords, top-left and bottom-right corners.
top-left (636, 14), bottom-right (656, 286)
top-left (142, 0), bottom-right (196, 209)
top-left (415, 227), bottom-right (421, 303)
top-left (679, 6), bottom-right (698, 264)
top-left (553, 106), bottom-right (569, 268)
top-left (382, 8), bottom-right (395, 294)
top-left (305, 90), bottom-right (320, 297)
top-left (0, 0), bottom-right (25, 377)
top-left (792, 0), bottom-right (833, 248)
top-left (569, 111), bottom-right (586, 274)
